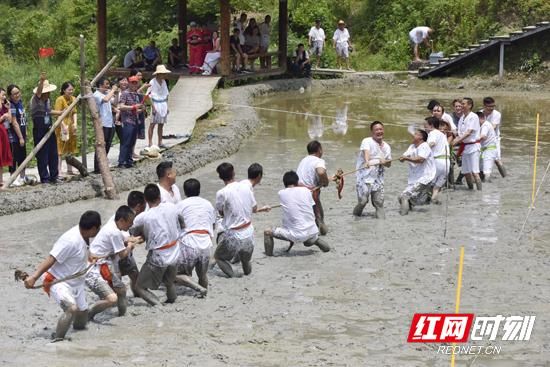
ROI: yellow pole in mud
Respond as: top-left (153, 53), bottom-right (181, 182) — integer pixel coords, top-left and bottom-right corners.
top-left (531, 113), bottom-right (540, 207)
top-left (450, 246), bottom-right (465, 367)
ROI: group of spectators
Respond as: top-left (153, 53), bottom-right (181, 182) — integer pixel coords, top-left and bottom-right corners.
top-left (229, 13), bottom-right (272, 73)
top-left (290, 19), bottom-right (353, 78)
top-left (0, 73), bottom-right (81, 187)
top-left (0, 63), bottom-right (173, 188)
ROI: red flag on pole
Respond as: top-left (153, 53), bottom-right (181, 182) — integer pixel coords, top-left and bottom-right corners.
top-left (38, 48), bottom-right (55, 58)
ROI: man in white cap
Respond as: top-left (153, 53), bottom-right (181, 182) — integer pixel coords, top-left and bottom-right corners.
top-left (409, 26), bottom-right (433, 62)
top-left (146, 64), bottom-right (171, 148)
top-left (333, 20), bottom-right (352, 70)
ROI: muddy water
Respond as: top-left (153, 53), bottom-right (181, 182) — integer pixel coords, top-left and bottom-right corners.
top-left (2, 84), bottom-right (550, 366)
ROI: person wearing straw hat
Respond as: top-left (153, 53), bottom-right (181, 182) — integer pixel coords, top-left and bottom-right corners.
top-left (332, 20), bottom-right (352, 70)
top-left (146, 64), bottom-right (171, 149)
top-left (31, 72), bottom-right (63, 184)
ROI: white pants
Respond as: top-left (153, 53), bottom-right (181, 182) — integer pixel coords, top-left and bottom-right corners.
top-left (433, 159), bottom-right (450, 187)
top-left (50, 281), bottom-right (88, 311)
top-left (462, 151), bottom-right (480, 174)
top-left (480, 146), bottom-right (498, 176)
top-left (202, 52), bottom-right (221, 74)
top-left (336, 43), bottom-right (349, 58)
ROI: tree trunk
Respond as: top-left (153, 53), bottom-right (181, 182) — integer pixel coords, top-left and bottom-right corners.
top-left (84, 81), bottom-right (118, 200)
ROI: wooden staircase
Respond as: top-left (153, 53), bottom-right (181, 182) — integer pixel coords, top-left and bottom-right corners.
top-left (418, 21), bottom-right (550, 78)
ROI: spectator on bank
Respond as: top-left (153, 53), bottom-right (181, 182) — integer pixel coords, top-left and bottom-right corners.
top-left (187, 22), bottom-right (203, 74)
top-left (201, 31), bottom-right (221, 75)
top-left (7, 84), bottom-right (27, 186)
top-left (168, 38), bottom-right (183, 67)
top-left (118, 75), bottom-right (145, 168)
top-left (243, 26), bottom-right (261, 70)
top-left (236, 13), bottom-right (247, 45)
top-left (143, 41), bottom-right (162, 70)
top-left (292, 44), bottom-right (311, 78)
top-left (113, 76), bottom-right (127, 143)
top-left (409, 26), bottom-right (432, 62)
top-left (333, 20), bottom-right (352, 70)
top-left (230, 28), bottom-right (249, 73)
top-left (146, 64), bottom-right (171, 148)
top-left (124, 47), bottom-right (144, 68)
top-left (259, 15), bottom-right (271, 69)
top-left (54, 82), bottom-right (78, 176)
top-left (93, 77), bottom-right (118, 174)
top-left (309, 19), bottom-right (326, 69)
top-left (31, 72), bottom-right (62, 184)
top-left (0, 88), bottom-right (13, 187)
top-left (129, 69), bottom-right (148, 159)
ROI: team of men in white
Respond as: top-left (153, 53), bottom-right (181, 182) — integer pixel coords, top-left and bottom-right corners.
top-left (23, 97), bottom-right (505, 341)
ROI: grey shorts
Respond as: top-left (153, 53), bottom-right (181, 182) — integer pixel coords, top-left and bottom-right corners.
top-left (137, 260), bottom-right (177, 290)
top-left (85, 264), bottom-right (124, 299)
top-left (215, 230), bottom-right (254, 263)
top-left (177, 245), bottom-right (210, 276)
top-left (311, 41), bottom-right (324, 56)
top-left (119, 253), bottom-right (139, 277)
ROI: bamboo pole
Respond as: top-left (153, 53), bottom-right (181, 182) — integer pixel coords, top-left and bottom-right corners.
top-left (83, 81), bottom-right (118, 199)
top-left (3, 56), bottom-right (117, 189)
top-left (531, 113), bottom-right (540, 207)
top-left (450, 246), bottom-right (465, 367)
top-left (80, 35), bottom-right (88, 170)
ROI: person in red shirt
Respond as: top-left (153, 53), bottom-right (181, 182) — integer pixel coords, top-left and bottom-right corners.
top-left (187, 22), bottom-right (203, 74)
top-left (200, 24), bottom-right (213, 68)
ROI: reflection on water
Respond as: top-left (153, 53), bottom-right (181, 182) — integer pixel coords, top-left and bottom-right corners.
top-left (255, 87), bottom-right (550, 154)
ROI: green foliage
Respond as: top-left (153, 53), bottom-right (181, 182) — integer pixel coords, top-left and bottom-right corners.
top-left (519, 52), bottom-right (543, 73)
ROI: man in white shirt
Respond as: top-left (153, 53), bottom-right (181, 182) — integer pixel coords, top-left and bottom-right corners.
top-left (156, 161), bottom-right (181, 204)
top-left (398, 130), bottom-right (436, 215)
top-left (24, 211), bottom-right (102, 341)
top-left (296, 140), bottom-right (330, 235)
top-left (259, 15), bottom-right (271, 68)
top-left (131, 184), bottom-right (206, 306)
top-left (264, 171), bottom-right (330, 256)
top-left (176, 178), bottom-right (216, 290)
top-left (453, 98), bottom-right (482, 190)
top-left (86, 206), bottom-right (140, 320)
top-left (409, 26), bottom-right (432, 62)
top-left (309, 19), bottom-right (326, 69)
top-left (424, 117), bottom-right (450, 204)
top-left (333, 20), bottom-right (352, 70)
top-left (482, 96), bottom-right (506, 177)
top-left (214, 163), bottom-right (268, 277)
top-left (354, 121), bottom-right (392, 219)
top-left (93, 77), bottom-right (118, 174)
top-left (478, 112), bottom-right (498, 182)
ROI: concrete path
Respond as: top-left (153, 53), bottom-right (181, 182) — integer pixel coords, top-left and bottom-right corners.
top-left (3, 76), bottom-right (220, 183)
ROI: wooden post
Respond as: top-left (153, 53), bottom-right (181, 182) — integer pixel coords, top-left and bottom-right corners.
top-left (499, 42), bottom-right (505, 78)
top-left (3, 57), bottom-right (117, 189)
top-left (278, 0), bottom-right (288, 71)
top-left (80, 35), bottom-right (88, 170)
top-left (97, 0), bottom-right (107, 68)
top-left (219, 0), bottom-right (231, 76)
top-left (178, 0), bottom-right (188, 63)
top-left (84, 81), bottom-right (118, 199)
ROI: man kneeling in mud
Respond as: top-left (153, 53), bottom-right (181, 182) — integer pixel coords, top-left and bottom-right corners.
top-left (24, 211), bottom-right (101, 341)
top-left (264, 171), bottom-right (330, 255)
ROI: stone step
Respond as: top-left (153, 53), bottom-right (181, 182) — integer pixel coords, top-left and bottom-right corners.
top-left (438, 58), bottom-right (450, 63)
top-left (458, 49), bottom-right (470, 53)
top-left (536, 21), bottom-right (549, 26)
top-left (510, 31), bottom-right (524, 35)
top-left (449, 53), bottom-right (460, 57)
top-left (468, 44), bottom-right (481, 48)
top-left (479, 39), bottom-right (490, 44)
top-left (523, 26), bottom-right (537, 31)
top-left (490, 35), bottom-right (511, 40)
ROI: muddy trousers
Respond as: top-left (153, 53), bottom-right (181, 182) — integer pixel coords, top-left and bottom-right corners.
top-left (313, 191), bottom-right (327, 235)
top-left (354, 183), bottom-right (385, 218)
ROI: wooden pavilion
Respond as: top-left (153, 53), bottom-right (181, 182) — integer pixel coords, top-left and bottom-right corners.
top-left (96, 0), bottom-right (289, 78)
